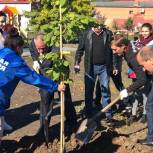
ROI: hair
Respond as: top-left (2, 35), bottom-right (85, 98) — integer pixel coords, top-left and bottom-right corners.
top-left (0, 11), bottom-right (6, 18)
top-left (141, 23), bottom-right (153, 32)
top-left (4, 27), bottom-right (24, 51)
top-left (139, 46), bottom-right (153, 61)
top-left (111, 34), bottom-right (129, 47)
top-left (34, 31), bottom-right (45, 39)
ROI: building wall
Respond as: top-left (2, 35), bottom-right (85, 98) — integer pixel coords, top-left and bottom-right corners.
top-left (95, 7), bottom-right (153, 20)
top-left (95, 7), bottom-right (153, 28)
top-left (0, 4), bottom-right (31, 34)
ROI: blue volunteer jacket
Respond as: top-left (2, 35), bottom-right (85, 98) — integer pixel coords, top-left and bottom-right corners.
top-left (0, 48), bottom-right (58, 116)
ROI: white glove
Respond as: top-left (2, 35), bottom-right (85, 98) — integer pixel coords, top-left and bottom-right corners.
top-left (120, 89), bottom-right (128, 100)
top-left (33, 61), bottom-right (40, 72)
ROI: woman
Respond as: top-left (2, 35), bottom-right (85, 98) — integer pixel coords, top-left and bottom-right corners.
top-left (0, 27), bottom-right (65, 143)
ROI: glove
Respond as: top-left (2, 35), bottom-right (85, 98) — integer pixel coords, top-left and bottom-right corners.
top-left (74, 65), bottom-right (80, 74)
top-left (120, 89), bottom-right (128, 100)
top-left (33, 61), bottom-right (40, 72)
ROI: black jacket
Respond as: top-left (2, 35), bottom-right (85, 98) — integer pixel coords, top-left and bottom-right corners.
top-left (29, 39), bottom-right (53, 76)
top-left (75, 28), bottom-right (114, 77)
top-left (124, 44), bottom-right (146, 93)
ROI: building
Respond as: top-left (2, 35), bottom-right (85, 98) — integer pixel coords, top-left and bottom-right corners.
top-left (92, 0), bottom-right (153, 30)
top-left (0, 0), bottom-right (31, 37)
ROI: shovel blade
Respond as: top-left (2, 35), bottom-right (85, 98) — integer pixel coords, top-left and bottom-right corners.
top-left (76, 119), bottom-right (97, 145)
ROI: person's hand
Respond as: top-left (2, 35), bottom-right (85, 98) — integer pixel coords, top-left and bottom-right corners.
top-left (113, 69), bottom-right (118, 76)
top-left (58, 82), bottom-right (65, 92)
top-left (120, 89), bottom-right (128, 100)
top-left (33, 61), bottom-right (40, 72)
top-left (74, 65), bottom-right (80, 74)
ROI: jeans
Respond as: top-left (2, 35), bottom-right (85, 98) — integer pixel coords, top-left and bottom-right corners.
top-left (85, 64), bottom-right (111, 118)
top-left (146, 81), bottom-right (153, 141)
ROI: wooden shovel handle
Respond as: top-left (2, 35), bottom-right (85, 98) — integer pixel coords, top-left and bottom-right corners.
top-left (90, 95), bottom-right (121, 122)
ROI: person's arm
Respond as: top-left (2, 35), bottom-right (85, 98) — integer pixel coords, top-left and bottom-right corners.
top-left (15, 62), bottom-right (58, 93)
top-left (74, 31), bottom-right (86, 73)
top-left (29, 39), bottom-right (39, 61)
top-left (126, 58), bottom-right (146, 93)
top-left (74, 32), bottom-right (85, 65)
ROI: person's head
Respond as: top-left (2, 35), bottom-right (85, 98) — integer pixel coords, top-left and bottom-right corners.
top-left (92, 23), bottom-right (104, 34)
top-left (111, 35), bottom-right (129, 56)
top-left (34, 31), bottom-right (46, 53)
top-left (140, 23), bottom-right (153, 39)
top-left (0, 11), bottom-right (6, 29)
top-left (4, 27), bottom-right (24, 55)
top-left (137, 46), bottom-right (153, 73)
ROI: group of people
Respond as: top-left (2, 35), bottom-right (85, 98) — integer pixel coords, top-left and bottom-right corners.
top-left (1, 9), bottom-right (153, 147)
top-left (74, 22), bottom-right (153, 146)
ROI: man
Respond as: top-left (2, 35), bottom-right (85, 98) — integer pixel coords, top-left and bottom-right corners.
top-left (111, 35), bottom-right (146, 102)
top-left (29, 32), bottom-right (77, 133)
top-left (137, 46), bottom-right (153, 146)
top-left (74, 24), bottom-right (114, 122)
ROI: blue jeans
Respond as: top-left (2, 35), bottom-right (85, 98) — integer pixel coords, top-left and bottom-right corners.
top-left (146, 81), bottom-right (153, 141)
top-left (85, 64), bottom-right (111, 118)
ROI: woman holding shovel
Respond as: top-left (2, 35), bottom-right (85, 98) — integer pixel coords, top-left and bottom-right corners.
top-left (111, 35), bottom-right (147, 101)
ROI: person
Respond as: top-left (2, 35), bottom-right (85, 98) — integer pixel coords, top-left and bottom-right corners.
top-left (0, 27), bottom-right (65, 144)
top-left (111, 35), bottom-right (147, 107)
top-left (74, 23), bottom-right (114, 123)
top-left (0, 11), bottom-right (7, 37)
top-left (29, 32), bottom-right (77, 132)
top-left (0, 11), bottom-right (13, 131)
top-left (127, 23), bottom-right (153, 124)
top-left (136, 46), bottom-right (153, 146)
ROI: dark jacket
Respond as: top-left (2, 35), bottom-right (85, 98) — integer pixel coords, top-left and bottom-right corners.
top-left (124, 44), bottom-right (146, 93)
top-left (29, 38), bottom-right (52, 62)
top-left (29, 38), bottom-right (53, 76)
top-left (75, 28), bottom-right (114, 77)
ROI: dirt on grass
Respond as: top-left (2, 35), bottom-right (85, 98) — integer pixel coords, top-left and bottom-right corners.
top-left (2, 52), bottom-right (153, 153)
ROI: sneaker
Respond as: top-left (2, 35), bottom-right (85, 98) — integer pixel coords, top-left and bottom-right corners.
top-left (139, 115), bottom-right (147, 123)
top-left (138, 138), bottom-right (153, 146)
top-left (127, 115), bottom-right (137, 126)
top-left (4, 121), bottom-right (13, 131)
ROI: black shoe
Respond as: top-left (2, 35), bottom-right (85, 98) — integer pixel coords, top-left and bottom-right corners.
top-left (126, 115), bottom-right (137, 126)
top-left (138, 138), bottom-right (153, 146)
top-left (139, 115), bottom-right (147, 123)
top-left (105, 118), bottom-right (117, 127)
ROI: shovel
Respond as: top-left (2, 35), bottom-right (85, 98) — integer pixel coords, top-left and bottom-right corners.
top-left (76, 95), bottom-right (120, 145)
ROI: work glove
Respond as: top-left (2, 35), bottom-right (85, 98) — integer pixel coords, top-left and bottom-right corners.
top-left (33, 61), bottom-right (40, 73)
top-left (74, 65), bottom-right (80, 74)
top-left (120, 89), bottom-right (128, 100)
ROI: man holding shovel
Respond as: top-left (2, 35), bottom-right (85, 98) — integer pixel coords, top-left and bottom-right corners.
top-left (74, 24), bottom-right (114, 124)
top-left (29, 32), bottom-right (77, 136)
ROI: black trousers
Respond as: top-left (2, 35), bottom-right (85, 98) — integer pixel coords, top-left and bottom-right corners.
top-left (39, 84), bottom-right (77, 127)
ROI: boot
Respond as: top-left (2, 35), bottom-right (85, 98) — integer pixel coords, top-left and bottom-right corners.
top-left (4, 119), bottom-right (13, 131)
top-left (127, 115), bottom-right (137, 126)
